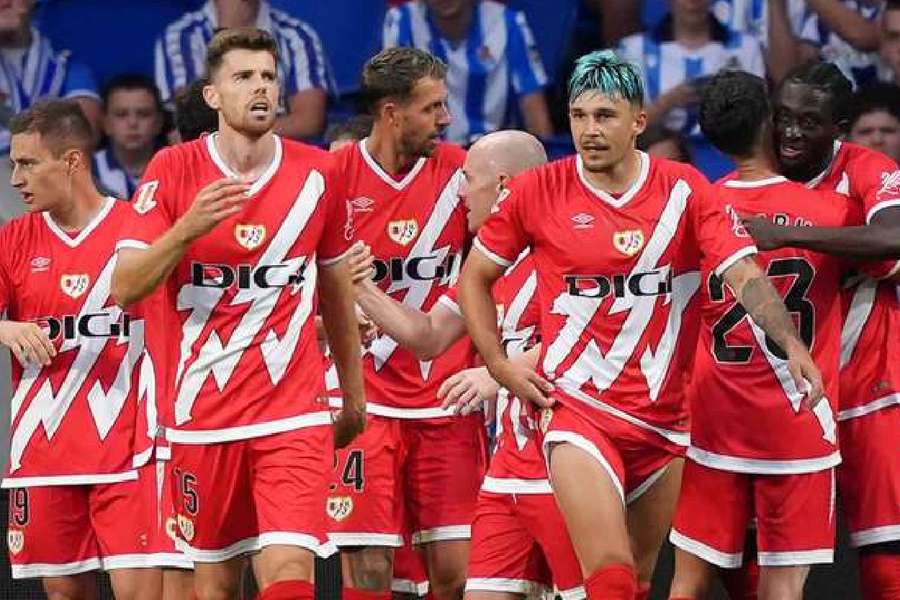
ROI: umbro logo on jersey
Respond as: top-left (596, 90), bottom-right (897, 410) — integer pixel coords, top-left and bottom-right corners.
top-left (234, 224), bottom-right (266, 250)
top-left (60, 274), bottom-right (90, 299)
top-left (388, 219), bottom-right (418, 246)
top-left (30, 256), bottom-right (50, 272)
top-left (612, 230), bottom-right (645, 257)
top-left (571, 213), bottom-right (595, 229)
top-left (133, 180), bottom-right (159, 215)
top-left (350, 196), bottom-right (375, 212)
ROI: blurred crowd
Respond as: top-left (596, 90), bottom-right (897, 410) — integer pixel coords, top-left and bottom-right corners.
top-left (0, 0), bottom-right (898, 218)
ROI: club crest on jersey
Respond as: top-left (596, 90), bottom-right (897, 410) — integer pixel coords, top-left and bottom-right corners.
top-left (234, 224), bottom-right (266, 250)
top-left (612, 230), bottom-right (645, 257)
top-left (878, 170), bottom-right (900, 200)
top-left (133, 180), bottom-right (159, 214)
top-left (177, 514), bottom-right (195, 542)
top-left (60, 274), bottom-right (89, 298)
top-left (165, 517), bottom-right (178, 542)
top-left (388, 219), bottom-right (418, 246)
top-left (326, 496), bottom-right (354, 521)
top-left (539, 408), bottom-right (553, 434)
top-left (7, 530), bottom-right (23, 555)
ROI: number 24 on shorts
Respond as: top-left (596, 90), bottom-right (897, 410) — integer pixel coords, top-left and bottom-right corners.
top-left (333, 450), bottom-right (365, 493)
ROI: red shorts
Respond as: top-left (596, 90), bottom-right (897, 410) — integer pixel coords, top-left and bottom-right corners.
top-left (671, 460), bottom-right (836, 567)
top-left (6, 462), bottom-right (180, 579)
top-left (145, 459), bottom-right (192, 569)
top-left (541, 403), bottom-right (683, 505)
top-left (170, 425), bottom-right (334, 562)
top-left (836, 406), bottom-right (900, 548)
top-left (466, 490), bottom-right (583, 598)
top-left (328, 414), bottom-right (487, 546)
top-left (392, 542), bottom-right (429, 596)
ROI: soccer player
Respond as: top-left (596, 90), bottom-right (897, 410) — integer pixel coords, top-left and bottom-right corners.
top-left (173, 77), bottom-right (219, 143)
top-left (742, 61), bottom-right (900, 599)
top-left (459, 50), bottom-right (823, 600)
top-left (325, 47), bottom-right (475, 600)
top-left (110, 28), bottom-right (365, 600)
top-left (0, 100), bottom-right (167, 599)
top-left (669, 69), bottom-right (895, 600)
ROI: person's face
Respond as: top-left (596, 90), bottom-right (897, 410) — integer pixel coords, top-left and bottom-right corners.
top-left (459, 150), bottom-right (500, 234)
top-left (881, 10), bottom-right (900, 83)
top-left (850, 109), bottom-right (900, 162)
top-left (103, 88), bottom-right (163, 154)
top-left (205, 49), bottom-right (279, 137)
top-left (390, 76), bottom-right (451, 158)
top-left (0, 0), bottom-right (31, 34)
top-left (9, 132), bottom-right (77, 212)
top-left (569, 92), bottom-right (646, 174)
top-left (423, 0), bottom-right (472, 19)
top-left (670, 0), bottom-right (710, 26)
top-left (773, 81), bottom-right (839, 181)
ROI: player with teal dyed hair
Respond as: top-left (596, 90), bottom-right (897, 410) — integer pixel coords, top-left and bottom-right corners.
top-left (568, 49), bottom-right (645, 106)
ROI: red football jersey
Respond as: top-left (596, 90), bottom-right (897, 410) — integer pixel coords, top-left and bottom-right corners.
top-left (688, 177), bottom-right (861, 473)
top-left (476, 153), bottom-right (756, 443)
top-left (0, 199), bottom-right (152, 487)
top-left (119, 135), bottom-right (351, 444)
top-left (804, 142), bottom-right (900, 421)
top-left (334, 140), bottom-right (472, 418)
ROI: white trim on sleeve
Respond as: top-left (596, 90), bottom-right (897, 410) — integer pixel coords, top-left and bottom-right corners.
top-left (473, 238), bottom-right (514, 268)
top-left (437, 294), bottom-right (462, 316)
top-left (115, 239), bottom-right (150, 252)
top-left (867, 199), bottom-right (900, 224)
top-left (714, 245), bottom-right (759, 278)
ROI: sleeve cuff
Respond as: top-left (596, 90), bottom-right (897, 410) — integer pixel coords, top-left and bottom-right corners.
top-left (866, 199), bottom-right (900, 224)
top-left (714, 245), bottom-right (758, 278)
top-left (115, 239), bottom-right (150, 252)
top-left (318, 246), bottom-right (351, 267)
top-left (436, 294), bottom-right (462, 317)
top-left (473, 238), bottom-right (514, 268)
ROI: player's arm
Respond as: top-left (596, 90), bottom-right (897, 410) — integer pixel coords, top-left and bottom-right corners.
top-left (318, 258), bottom-right (366, 449)
top-left (347, 242), bottom-right (466, 360)
top-left (744, 207), bottom-right (900, 259)
top-left (805, 0), bottom-right (881, 51)
top-left (459, 249), bottom-right (553, 408)
top-left (111, 179), bottom-right (249, 308)
top-left (275, 89), bottom-right (327, 140)
top-left (0, 321), bottom-right (55, 366)
top-left (721, 256), bottom-right (824, 405)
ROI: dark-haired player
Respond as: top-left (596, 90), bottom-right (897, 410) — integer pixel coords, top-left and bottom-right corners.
top-left (743, 61), bottom-right (900, 599)
top-left (459, 49), bottom-right (822, 600)
top-left (326, 47), bottom-right (478, 600)
top-left (669, 69), bottom-right (897, 600)
top-left (111, 28), bottom-right (365, 600)
top-left (1, 100), bottom-right (172, 600)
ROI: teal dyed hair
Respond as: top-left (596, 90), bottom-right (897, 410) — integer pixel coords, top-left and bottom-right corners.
top-left (568, 50), bottom-right (644, 106)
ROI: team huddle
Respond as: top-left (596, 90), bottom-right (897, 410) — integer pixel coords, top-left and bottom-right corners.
top-left (2, 25), bottom-right (899, 600)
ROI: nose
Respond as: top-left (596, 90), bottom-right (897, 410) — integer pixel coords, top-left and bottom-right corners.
top-left (9, 163), bottom-right (23, 188)
top-left (436, 103), bottom-right (451, 127)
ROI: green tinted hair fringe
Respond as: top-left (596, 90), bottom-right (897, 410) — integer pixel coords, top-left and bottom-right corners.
top-left (568, 50), bottom-right (644, 107)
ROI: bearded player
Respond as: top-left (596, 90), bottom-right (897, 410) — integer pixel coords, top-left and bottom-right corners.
top-left (459, 50), bottom-right (823, 600)
top-left (111, 28), bottom-right (365, 600)
top-left (743, 61), bottom-right (900, 600)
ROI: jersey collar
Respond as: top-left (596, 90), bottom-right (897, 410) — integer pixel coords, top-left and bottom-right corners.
top-left (804, 140), bottom-right (842, 189)
top-left (42, 196), bottom-right (116, 249)
top-left (206, 133), bottom-right (283, 197)
top-left (576, 151), bottom-right (650, 209)
top-left (358, 138), bottom-right (427, 191)
top-left (723, 175), bottom-right (788, 188)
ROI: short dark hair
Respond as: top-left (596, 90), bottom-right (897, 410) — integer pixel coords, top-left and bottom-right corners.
top-left (325, 114), bottom-right (374, 144)
top-left (700, 70), bottom-right (770, 158)
top-left (849, 83), bottom-right (900, 128)
top-left (361, 47), bottom-right (447, 113)
top-left (174, 77), bottom-right (219, 141)
top-left (10, 99), bottom-right (94, 157)
top-left (779, 61), bottom-right (854, 128)
top-left (637, 125), bottom-right (692, 163)
top-left (101, 73), bottom-right (163, 112)
top-left (206, 28), bottom-right (278, 79)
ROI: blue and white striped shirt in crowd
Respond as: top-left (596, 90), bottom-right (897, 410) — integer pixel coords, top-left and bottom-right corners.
top-left (92, 148), bottom-right (139, 200)
top-left (709, 0), bottom-right (808, 46)
top-left (383, 0), bottom-right (548, 145)
top-left (154, 0), bottom-right (331, 105)
top-left (0, 27), bottom-right (99, 154)
top-left (618, 15), bottom-right (765, 138)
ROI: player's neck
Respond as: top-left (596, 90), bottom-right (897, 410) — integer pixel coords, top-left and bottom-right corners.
top-left (365, 131), bottom-right (420, 177)
top-left (0, 25), bottom-right (31, 49)
top-left (431, 4), bottom-right (475, 43)
top-left (215, 0), bottom-right (260, 28)
top-left (581, 148), bottom-right (642, 194)
top-left (111, 143), bottom-right (154, 179)
top-left (47, 185), bottom-right (106, 232)
top-left (733, 156), bottom-right (779, 182)
top-left (212, 128), bottom-right (276, 182)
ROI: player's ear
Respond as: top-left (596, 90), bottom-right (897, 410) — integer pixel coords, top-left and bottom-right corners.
top-left (633, 107), bottom-right (648, 138)
top-left (62, 148), bottom-right (83, 173)
top-left (496, 173), bottom-right (510, 194)
top-left (203, 83), bottom-right (220, 112)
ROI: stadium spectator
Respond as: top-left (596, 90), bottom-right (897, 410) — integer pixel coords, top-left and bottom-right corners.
top-left (93, 75), bottom-right (164, 199)
top-left (637, 124), bottom-right (693, 163)
top-left (324, 114), bottom-right (373, 152)
top-left (618, 0), bottom-right (765, 139)
top-left (171, 77), bottom-right (218, 143)
top-left (382, 0), bottom-right (553, 145)
top-left (848, 82), bottom-right (900, 161)
top-left (879, 0), bottom-right (900, 82)
top-left (154, 0), bottom-right (332, 139)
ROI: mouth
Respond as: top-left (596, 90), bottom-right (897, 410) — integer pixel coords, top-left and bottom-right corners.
top-left (779, 142), bottom-right (806, 161)
top-left (249, 100), bottom-right (271, 116)
top-left (20, 191), bottom-right (33, 203)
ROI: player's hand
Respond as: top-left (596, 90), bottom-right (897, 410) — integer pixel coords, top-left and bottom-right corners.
top-left (332, 403), bottom-right (366, 449)
top-left (438, 367), bottom-right (500, 416)
top-left (355, 305), bottom-right (379, 346)
top-left (785, 342), bottom-right (825, 410)
top-left (176, 178), bottom-right (250, 243)
top-left (488, 359), bottom-right (554, 409)
top-left (347, 241), bottom-right (375, 284)
top-left (0, 321), bottom-right (56, 366)
top-left (742, 216), bottom-right (785, 251)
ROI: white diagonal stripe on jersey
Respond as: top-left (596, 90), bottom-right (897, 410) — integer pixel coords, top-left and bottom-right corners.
top-left (500, 268), bottom-right (537, 357)
top-left (840, 278), bottom-right (877, 368)
top-left (174, 170), bottom-right (325, 426)
top-left (87, 319), bottom-right (145, 439)
top-left (369, 169), bottom-right (465, 382)
top-left (9, 256), bottom-right (138, 472)
top-left (261, 260), bottom-right (318, 383)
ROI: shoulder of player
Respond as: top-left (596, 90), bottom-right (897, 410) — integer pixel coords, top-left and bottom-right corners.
top-left (648, 155), bottom-right (710, 190)
top-left (432, 142), bottom-right (467, 169)
top-left (840, 141), bottom-right (897, 174)
top-left (150, 137), bottom-right (209, 171)
top-left (279, 138), bottom-right (338, 176)
top-left (508, 155), bottom-right (574, 190)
